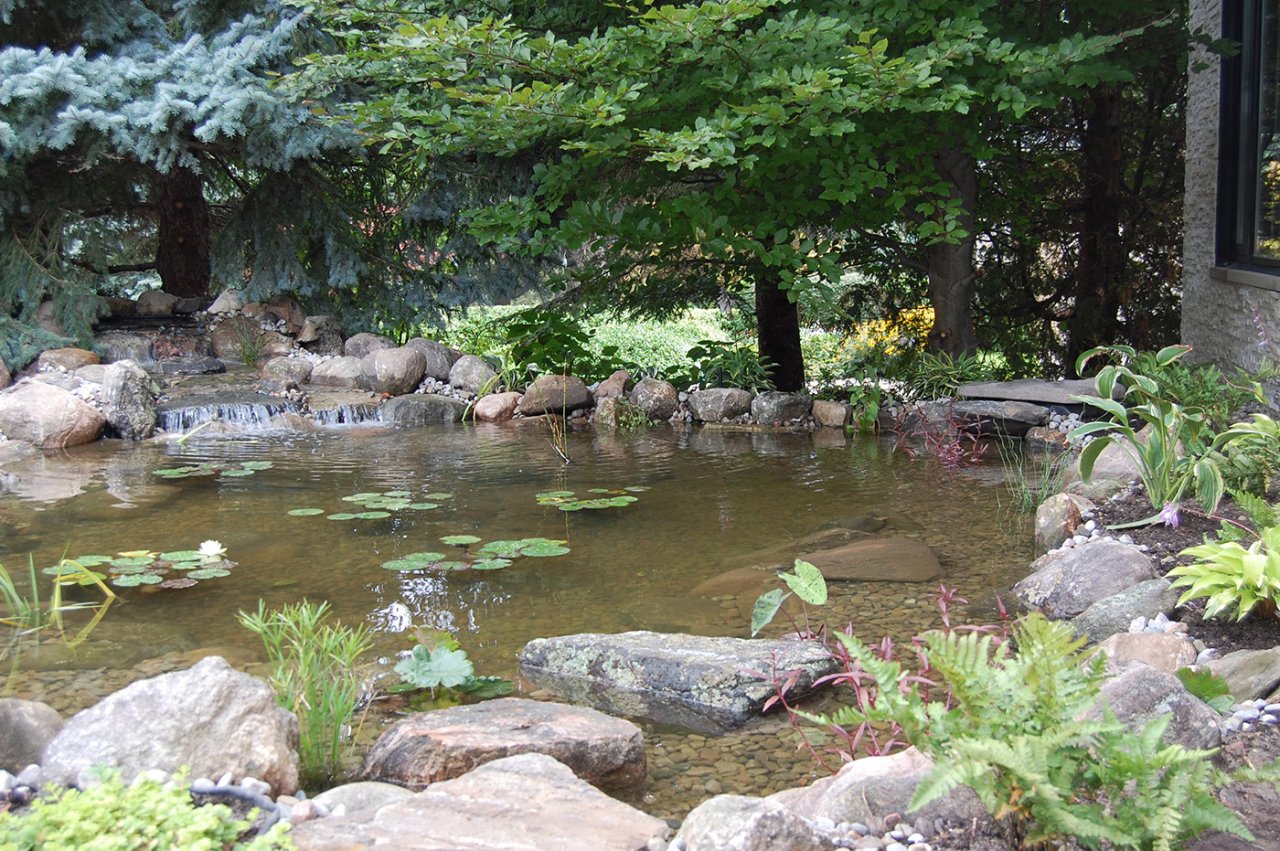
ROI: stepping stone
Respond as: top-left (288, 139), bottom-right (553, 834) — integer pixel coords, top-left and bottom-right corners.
top-left (957, 378), bottom-right (1099, 406)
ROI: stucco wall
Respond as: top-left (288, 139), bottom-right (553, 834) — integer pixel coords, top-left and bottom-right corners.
top-left (1182, 0), bottom-right (1280, 373)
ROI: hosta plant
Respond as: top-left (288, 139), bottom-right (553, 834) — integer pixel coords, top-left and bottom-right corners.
top-left (1169, 526), bottom-right (1280, 621)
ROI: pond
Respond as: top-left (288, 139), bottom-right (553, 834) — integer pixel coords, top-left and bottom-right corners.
top-left (1, 419), bottom-right (1034, 818)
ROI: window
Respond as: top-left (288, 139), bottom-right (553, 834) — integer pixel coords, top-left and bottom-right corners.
top-left (1221, 0), bottom-right (1280, 266)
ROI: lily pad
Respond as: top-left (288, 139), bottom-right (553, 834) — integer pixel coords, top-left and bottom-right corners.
top-left (382, 559), bottom-right (426, 572)
top-left (240, 461), bottom-right (274, 471)
top-left (288, 508), bottom-right (325, 516)
top-left (111, 556), bottom-right (155, 568)
top-left (423, 492), bottom-right (454, 500)
top-left (403, 552), bottom-right (446, 563)
top-left (219, 469), bottom-right (255, 478)
top-left (406, 502), bottom-right (440, 510)
top-left (71, 555), bottom-right (112, 567)
top-left (112, 573), bottom-right (163, 588)
top-left (470, 558), bottom-right (512, 571)
top-left (159, 550), bottom-right (203, 562)
top-left (159, 578), bottom-right (198, 590)
top-left (519, 541), bottom-right (571, 557)
top-left (433, 561), bottom-right (471, 571)
top-left (355, 511), bottom-right (393, 520)
top-left (187, 567), bottom-right (231, 580)
top-left (440, 535), bottom-right (481, 546)
top-left (327, 513), bottom-right (358, 521)
top-left (535, 490), bottom-right (574, 499)
top-left (477, 539), bottom-right (526, 558)
top-left (384, 490), bottom-right (412, 498)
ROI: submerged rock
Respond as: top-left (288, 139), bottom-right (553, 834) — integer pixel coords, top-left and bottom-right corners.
top-left (361, 698), bottom-right (645, 791)
top-left (798, 537), bottom-right (943, 583)
top-left (519, 630), bottom-right (838, 733)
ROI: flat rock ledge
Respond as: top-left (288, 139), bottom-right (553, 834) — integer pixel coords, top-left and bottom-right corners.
top-left (291, 753), bottom-right (667, 851)
top-left (360, 697), bottom-right (646, 791)
top-left (519, 631), bottom-right (839, 734)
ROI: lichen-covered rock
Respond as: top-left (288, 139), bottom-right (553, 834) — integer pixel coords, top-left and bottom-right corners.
top-left (519, 631), bottom-right (838, 732)
top-left (101, 360), bottom-right (158, 440)
top-left (519, 374), bottom-right (593, 415)
top-left (361, 698), bottom-right (645, 790)
top-left (689, 388), bottom-right (753, 422)
top-left (42, 656), bottom-right (299, 795)
top-left (0, 381), bottom-right (105, 449)
top-left (1013, 539), bottom-right (1155, 619)
top-left (1090, 664), bottom-right (1222, 751)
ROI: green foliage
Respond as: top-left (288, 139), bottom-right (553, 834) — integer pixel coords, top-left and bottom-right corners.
top-left (749, 560), bottom-right (827, 636)
top-left (237, 600), bottom-right (372, 786)
top-left (536, 487), bottom-right (644, 512)
top-left (997, 440), bottom-right (1069, 515)
top-left (803, 614), bottom-right (1254, 850)
top-left (0, 317), bottom-right (76, 371)
top-left (1175, 668), bottom-right (1234, 714)
top-left (1170, 526), bottom-right (1280, 622)
top-left (501, 307), bottom-right (621, 383)
top-left (387, 628), bottom-right (514, 708)
top-left (379, 534), bottom-right (570, 573)
top-left (1214, 413), bottom-right (1280, 497)
top-left (0, 770), bottom-right (291, 850)
top-left (1072, 345), bottom-right (1226, 518)
top-left (900, 350), bottom-right (994, 401)
top-left (395, 644), bottom-right (474, 690)
top-left (2, 556), bottom-right (116, 666)
top-left (686, 340), bottom-right (774, 392)
top-left (1129, 351), bottom-right (1265, 432)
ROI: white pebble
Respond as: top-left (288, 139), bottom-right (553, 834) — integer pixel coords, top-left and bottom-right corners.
top-left (216, 771), bottom-right (235, 787)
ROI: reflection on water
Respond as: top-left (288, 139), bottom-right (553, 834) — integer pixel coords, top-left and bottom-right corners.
top-left (1, 422), bottom-right (1033, 814)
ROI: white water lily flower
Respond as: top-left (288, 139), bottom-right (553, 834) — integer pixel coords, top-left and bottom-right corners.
top-left (199, 540), bottom-right (227, 560)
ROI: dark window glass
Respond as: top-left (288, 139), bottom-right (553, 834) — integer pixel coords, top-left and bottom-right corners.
top-left (1254, 0), bottom-right (1280, 258)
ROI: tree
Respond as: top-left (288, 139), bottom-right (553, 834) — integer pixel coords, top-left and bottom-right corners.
top-left (0, 0), bottom-right (538, 357)
top-left (306, 0), bottom-right (1131, 388)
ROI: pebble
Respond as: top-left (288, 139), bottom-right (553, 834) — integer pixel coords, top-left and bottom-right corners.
top-left (0, 771), bottom-right (14, 792)
top-left (217, 770), bottom-right (235, 787)
top-left (241, 775), bottom-right (271, 798)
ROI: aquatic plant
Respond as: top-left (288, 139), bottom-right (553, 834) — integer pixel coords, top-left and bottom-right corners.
top-left (387, 628), bottom-right (514, 709)
top-left (750, 559), bottom-right (828, 637)
top-left (43, 546), bottom-right (239, 591)
top-left (2, 556), bottom-right (116, 664)
top-left (380, 536), bottom-right (570, 573)
top-left (535, 486), bottom-right (646, 511)
top-left (154, 460), bottom-right (274, 479)
top-left (288, 489), bottom-right (453, 520)
top-left (238, 599), bottom-right (373, 787)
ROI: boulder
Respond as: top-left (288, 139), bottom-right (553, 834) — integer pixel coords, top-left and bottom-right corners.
top-left (207, 289), bottom-right (246, 314)
top-left (1064, 429), bottom-right (1147, 487)
top-left (472, 391), bottom-right (522, 422)
top-left (266, 294), bottom-right (306, 334)
top-left (261, 356), bottom-right (314, 386)
top-left (361, 698), bottom-right (645, 791)
top-left (75, 364), bottom-right (107, 384)
top-left (0, 381), bottom-right (106, 449)
top-left (404, 338), bottom-right (460, 381)
top-left (447, 355), bottom-right (497, 395)
top-left (37, 347), bottom-right (99, 372)
top-left (950, 399), bottom-right (1049, 436)
top-left (957, 378), bottom-right (1098, 405)
top-left (1093, 632), bottom-right (1197, 674)
top-left (1034, 492), bottom-right (1094, 554)
top-left (209, 316), bottom-right (265, 361)
top-left (1091, 664), bottom-right (1222, 751)
top-left (593, 370), bottom-right (631, 400)
top-left (1024, 426), bottom-right (1070, 452)
top-left (688, 388), bottom-right (754, 422)
top-left (811, 399), bottom-right (849, 428)
top-left (677, 795), bottom-right (830, 851)
top-left (629, 377), bottom-right (679, 421)
top-left (311, 356), bottom-right (366, 389)
top-left (289, 753), bottom-right (667, 851)
top-left (519, 631), bottom-right (839, 733)
top-left (174, 297), bottom-right (205, 315)
top-left (152, 356), bottom-right (226, 376)
top-left (519, 374), bottom-right (593, 415)
top-left (101, 360), bottom-right (158, 440)
top-left (42, 656), bottom-right (299, 794)
top-left (311, 782), bottom-right (414, 817)
top-left (0, 358), bottom-right (9, 389)
top-left (751, 391), bottom-right (811, 425)
top-left (1069, 579), bottom-right (1181, 644)
top-left (769, 747), bottom-right (985, 834)
top-left (798, 537), bottom-right (942, 583)
top-left (1012, 539), bottom-right (1155, 620)
top-left (136, 290), bottom-right (180, 316)
top-left (298, 316), bottom-right (345, 356)
top-left (344, 333), bottom-right (396, 359)
top-left (362, 347), bottom-right (427, 397)
top-left (594, 397), bottom-right (648, 431)
top-left (1208, 647), bottom-right (1280, 702)
top-left (382, 394), bottom-right (466, 425)
top-left (0, 698), bottom-right (63, 773)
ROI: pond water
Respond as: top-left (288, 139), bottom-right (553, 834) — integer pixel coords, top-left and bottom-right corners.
top-left (1, 419), bottom-right (1034, 818)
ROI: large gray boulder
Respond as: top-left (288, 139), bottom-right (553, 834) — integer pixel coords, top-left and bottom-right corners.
top-left (677, 795), bottom-right (830, 851)
top-left (404, 338), bottom-right (460, 381)
top-left (361, 347), bottom-right (427, 397)
top-left (810, 399), bottom-right (849, 428)
top-left (629, 377), bottom-right (679, 421)
top-left (344, 332), bottom-right (396, 359)
top-left (1207, 647), bottom-right (1280, 702)
top-left (798, 537), bottom-right (943, 583)
top-left (361, 698), bottom-right (645, 791)
top-left (751, 391), bottom-right (811, 425)
top-left (382, 394), bottom-right (466, 425)
top-left (101, 359), bottom-right (158, 440)
top-left (951, 399), bottom-right (1049, 436)
top-left (311, 356), bottom-right (365, 389)
top-left (1070, 579), bottom-right (1181, 644)
top-left (447, 355), bottom-right (497, 395)
top-left (261, 356), bottom-right (314, 386)
top-left (519, 374), bottom-right (593, 415)
top-left (42, 656), bottom-right (299, 795)
top-left (1012, 539), bottom-right (1155, 619)
top-left (689, 388), bottom-right (754, 422)
top-left (290, 753), bottom-right (667, 851)
top-left (519, 631), bottom-right (839, 733)
top-left (0, 698), bottom-right (63, 773)
top-left (1090, 663), bottom-right (1222, 751)
top-left (0, 381), bottom-right (106, 448)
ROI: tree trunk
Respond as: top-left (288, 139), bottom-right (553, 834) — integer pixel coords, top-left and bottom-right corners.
top-left (754, 268), bottom-right (805, 391)
top-left (1066, 85), bottom-right (1125, 374)
top-left (154, 166), bottom-right (210, 299)
top-left (926, 146), bottom-right (979, 357)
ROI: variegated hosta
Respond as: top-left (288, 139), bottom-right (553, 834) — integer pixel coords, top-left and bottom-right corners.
top-left (1169, 526), bottom-right (1280, 621)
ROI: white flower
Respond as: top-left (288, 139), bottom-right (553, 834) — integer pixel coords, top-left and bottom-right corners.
top-left (199, 540), bottom-right (226, 560)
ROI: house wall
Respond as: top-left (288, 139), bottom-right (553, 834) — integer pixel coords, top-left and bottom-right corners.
top-left (1182, 0), bottom-right (1280, 373)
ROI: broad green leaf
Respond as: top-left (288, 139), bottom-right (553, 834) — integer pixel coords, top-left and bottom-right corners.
top-left (395, 645), bottom-right (475, 689)
top-left (781, 559), bottom-right (828, 605)
top-left (440, 535), bottom-right (482, 546)
top-left (288, 508), bottom-right (325, 516)
top-left (750, 588), bottom-right (788, 636)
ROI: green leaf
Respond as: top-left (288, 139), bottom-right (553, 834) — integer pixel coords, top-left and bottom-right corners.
top-left (158, 550), bottom-right (203, 562)
top-left (288, 508), bottom-right (325, 516)
top-left (403, 551), bottom-right (446, 563)
top-left (1076, 436), bottom-right (1114, 482)
top-left (354, 511), bottom-right (392, 519)
top-left (327, 513), bottom-right (358, 521)
top-left (470, 558), bottom-right (512, 570)
top-left (187, 567), bottom-right (231, 579)
top-left (750, 588), bottom-right (788, 636)
top-left (382, 559), bottom-right (426, 571)
top-left (780, 559), bottom-right (828, 605)
top-left (111, 573), bottom-right (163, 587)
top-left (440, 535), bottom-right (482, 546)
top-left (395, 645), bottom-right (475, 689)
